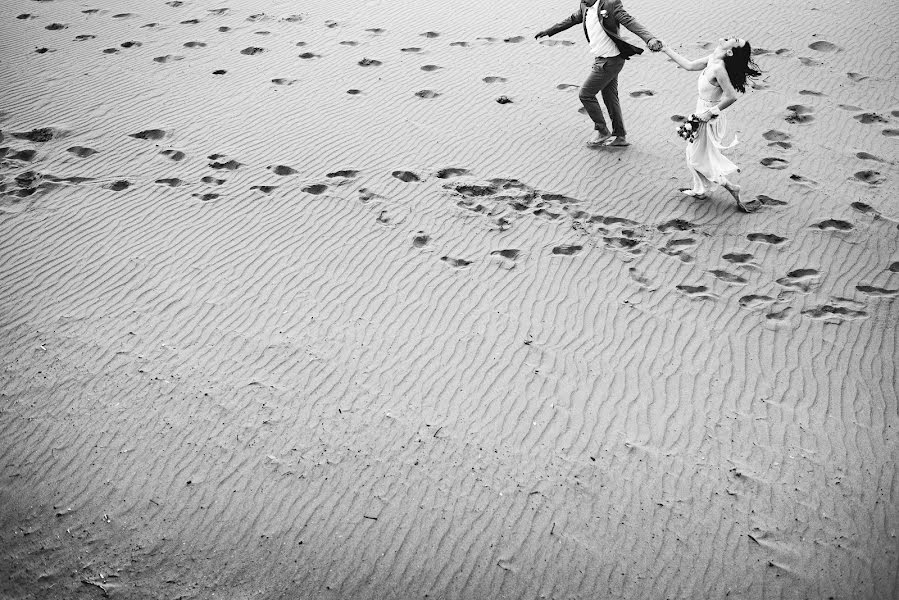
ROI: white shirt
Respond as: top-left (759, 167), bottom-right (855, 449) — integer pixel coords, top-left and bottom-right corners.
top-left (586, 4), bottom-right (620, 58)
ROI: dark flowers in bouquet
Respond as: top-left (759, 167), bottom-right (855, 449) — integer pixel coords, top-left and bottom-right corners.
top-left (676, 115), bottom-right (703, 143)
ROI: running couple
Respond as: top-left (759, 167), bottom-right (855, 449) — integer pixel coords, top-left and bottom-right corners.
top-left (535, 0), bottom-right (763, 212)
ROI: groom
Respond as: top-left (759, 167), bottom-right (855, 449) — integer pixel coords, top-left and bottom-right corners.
top-left (536, 0), bottom-right (662, 147)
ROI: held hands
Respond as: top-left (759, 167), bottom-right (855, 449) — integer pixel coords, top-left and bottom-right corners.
top-left (697, 110), bottom-right (718, 122)
top-left (647, 38), bottom-right (663, 52)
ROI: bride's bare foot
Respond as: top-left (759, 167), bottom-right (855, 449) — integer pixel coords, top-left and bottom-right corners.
top-left (727, 184), bottom-right (760, 212)
top-left (680, 188), bottom-right (708, 199)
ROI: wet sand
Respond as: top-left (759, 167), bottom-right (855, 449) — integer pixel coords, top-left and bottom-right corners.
top-left (1, 0), bottom-right (897, 598)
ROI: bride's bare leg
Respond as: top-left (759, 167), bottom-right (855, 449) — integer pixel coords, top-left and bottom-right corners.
top-left (681, 165), bottom-right (711, 198)
top-left (724, 180), bottom-right (759, 212)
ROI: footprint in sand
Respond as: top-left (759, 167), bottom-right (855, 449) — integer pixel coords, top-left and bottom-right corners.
top-left (392, 171), bottom-right (420, 182)
top-left (160, 150), bottom-right (187, 162)
top-left (365, 28), bottom-right (385, 34)
top-left (851, 202), bottom-right (883, 218)
top-left (477, 37), bottom-right (498, 43)
top-left (441, 256), bottom-right (472, 268)
top-left (193, 193), bottom-right (220, 201)
top-left (449, 41), bottom-right (469, 47)
top-left (213, 69), bottom-right (227, 75)
top-left (762, 129), bottom-right (791, 149)
top-left (552, 245), bottom-right (582, 256)
top-left (154, 55), bottom-right (185, 63)
top-left (722, 252), bottom-right (757, 266)
top-left (802, 301), bottom-right (868, 321)
top-left (269, 165), bottom-right (297, 176)
top-left (629, 89), bottom-right (654, 98)
top-left (217, 27), bottom-right (230, 32)
top-left (302, 184), bottom-right (327, 195)
top-left (856, 152), bottom-right (885, 162)
top-left (739, 294), bottom-right (775, 310)
top-left (6, 149), bottom-right (37, 162)
top-left (166, 1), bottom-right (185, 7)
top-left (659, 238), bottom-right (696, 262)
top-left (74, 34), bottom-right (97, 41)
top-left (856, 285), bottom-right (898, 297)
top-left (326, 170), bottom-right (359, 179)
top-left (184, 41), bottom-right (207, 48)
top-left (785, 105), bottom-right (814, 124)
top-left (504, 36), bottom-right (525, 43)
top-left (208, 158), bottom-right (242, 170)
top-left (180, 19), bottom-right (201, 25)
top-left (104, 180), bottom-right (131, 191)
top-left (811, 219), bottom-right (853, 231)
top-left (401, 47), bottom-right (422, 53)
top-left (888, 261), bottom-right (899, 272)
top-left (838, 104), bottom-right (863, 112)
top-left (67, 146), bottom-right (98, 158)
top-left (272, 78), bottom-right (297, 85)
top-left (491, 249), bottom-right (520, 260)
top-left (13, 128), bottom-right (57, 142)
top-left (757, 195), bottom-right (787, 207)
top-left (798, 89), bottom-right (826, 96)
top-left (201, 176), bottom-right (225, 185)
top-left (420, 31), bottom-right (440, 38)
top-left (346, 89), bottom-right (362, 95)
top-left (776, 268), bottom-right (819, 292)
top-left (797, 57), bottom-right (823, 67)
top-left (676, 284), bottom-right (717, 300)
top-left (657, 218), bottom-right (697, 233)
top-left (250, 185), bottom-right (277, 194)
top-left (852, 170), bottom-right (885, 185)
top-left (338, 41), bottom-right (357, 47)
top-left (121, 41), bottom-right (142, 48)
top-left (413, 234), bottom-right (431, 248)
top-left (881, 129), bottom-right (899, 137)
top-left (420, 65), bottom-right (442, 72)
top-left (789, 174), bottom-right (817, 186)
top-left (155, 178), bottom-right (184, 187)
top-left (707, 270), bottom-right (748, 284)
top-left (809, 40), bottom-right (841, 52)
top-left (854, 113), bottom-right (889, 124)
top-left (436, 167), bottom-right (470, 179)
top-left (46, 23), bottom-right (68, 31)
top-left (103, 48), bottom-right (121, 54)
top-left (16, 14), bottom-right (36, 20)
top-left (241, 47), bottom-right (265, 55)
top-left (539, 39), bottom-right (575, 47)
top-left (358, 58), bottom-right (381, 66)
top-left (556, 83), bottom-right (579, 91)
top-left (847, 72), bottom-right (868, 82)
top-left (760, 157), bottom-right (789, 170)
top-left (415, 90), bottom-right (440, 99)
top-left (483, 76), bottom-right (507, 83)
top-left (299, 52), bottom-right (320, 59)
top-left (129, 129), bottom-right (166, 140)
top-left (747, 232), bottom-right (787, 245)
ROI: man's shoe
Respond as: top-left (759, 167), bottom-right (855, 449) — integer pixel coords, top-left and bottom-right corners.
top-left (602, 136), bottom-right (630, 147)
top-left (587, 131), bottom-right (612, 147)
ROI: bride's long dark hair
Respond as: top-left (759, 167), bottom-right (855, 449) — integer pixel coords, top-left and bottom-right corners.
top-left (724, 42), bottom-right (762, 93)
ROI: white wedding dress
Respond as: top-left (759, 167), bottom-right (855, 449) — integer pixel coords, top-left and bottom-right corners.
top-left (685, 71), bottom-right (738, 194)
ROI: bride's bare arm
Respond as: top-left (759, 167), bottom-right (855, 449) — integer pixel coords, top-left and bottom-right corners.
top-left (662, 46), bottom-right (708, 71)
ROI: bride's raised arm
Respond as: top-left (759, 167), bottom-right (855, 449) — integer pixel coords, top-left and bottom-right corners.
top-left (662, 45), bottom-right (709, 71)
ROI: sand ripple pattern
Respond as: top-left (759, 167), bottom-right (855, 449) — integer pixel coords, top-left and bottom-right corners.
top-left (1, 0), bottom-right (897, 599)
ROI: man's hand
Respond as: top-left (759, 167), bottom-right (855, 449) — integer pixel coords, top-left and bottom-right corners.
top-left (697, 110), bottom-right (716, 122)
top-left (647, 38), bottom-right (663, 52)
top-left (535, 30), bottom-right (549, 40)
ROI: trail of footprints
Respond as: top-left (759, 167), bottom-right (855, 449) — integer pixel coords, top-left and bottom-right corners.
top-left (2, 120), bottom-right (897, 323)
top-left (8, 14), bottom-right (898, 322)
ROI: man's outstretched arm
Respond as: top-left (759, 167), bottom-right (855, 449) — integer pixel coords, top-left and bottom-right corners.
top-left (608, 0), bottom-right (662, 50)
top-left (535, 10), bottom-right (582, 39)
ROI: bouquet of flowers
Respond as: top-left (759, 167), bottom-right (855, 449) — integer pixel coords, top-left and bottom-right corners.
top-left (676, 115), bottom-right (703, 143)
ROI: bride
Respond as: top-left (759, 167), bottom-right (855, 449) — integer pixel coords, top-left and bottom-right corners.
top-left (663, 37), bottom-right (762, 212)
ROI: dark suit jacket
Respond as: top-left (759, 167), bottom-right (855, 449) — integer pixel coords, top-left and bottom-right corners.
top-left (544, 0), bottom-right (655, 59)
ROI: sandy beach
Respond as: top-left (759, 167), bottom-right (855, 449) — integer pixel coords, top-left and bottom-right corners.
top-left (1, 0), bottom-right (897, 598)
